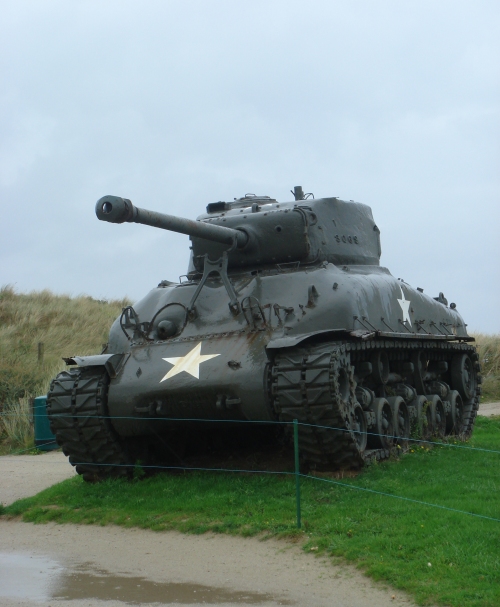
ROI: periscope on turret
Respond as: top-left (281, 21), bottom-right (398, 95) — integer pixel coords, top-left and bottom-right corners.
top-left (46, 187), bottom-right (481, 481)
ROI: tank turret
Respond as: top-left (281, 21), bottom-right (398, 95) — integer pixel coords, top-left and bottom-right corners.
top-left (97, 192), bottom-right (381, 271)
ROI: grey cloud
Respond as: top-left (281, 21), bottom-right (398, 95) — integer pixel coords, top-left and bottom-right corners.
top-left (1, 0), bottom-right (498, 331)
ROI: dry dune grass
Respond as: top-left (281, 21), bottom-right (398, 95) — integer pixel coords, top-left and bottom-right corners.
top-left (2, 396), bottom-right (33, 450)
top-left (472, 333), bottom-right (500, 403)
top-left (0, 285), bottom-right (130, 403)
top-left (0, 286), bottom-right (130, 449)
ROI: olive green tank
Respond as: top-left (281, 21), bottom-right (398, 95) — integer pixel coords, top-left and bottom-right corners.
top-left (47, 186), bottom-right (481, 480)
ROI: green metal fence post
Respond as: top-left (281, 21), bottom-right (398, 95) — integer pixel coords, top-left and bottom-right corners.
top-left (293, 419), bottom-right (301, 529)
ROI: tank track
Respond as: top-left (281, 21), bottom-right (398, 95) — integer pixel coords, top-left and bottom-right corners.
top-left (47, 367), bottom-right (131, 482)
top-left (270, 339), bottom-right (481, 471)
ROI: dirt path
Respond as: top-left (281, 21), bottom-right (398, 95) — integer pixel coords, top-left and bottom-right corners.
top-left (0, 520), bottom-right (420, 607)
top-left (0, 449), bottom-right (76, 505)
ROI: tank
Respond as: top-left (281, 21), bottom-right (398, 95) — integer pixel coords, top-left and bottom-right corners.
top-left (47, 187), bottom-right (482, 480)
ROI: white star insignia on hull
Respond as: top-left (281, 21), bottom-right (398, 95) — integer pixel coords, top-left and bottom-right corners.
top-left (160, 342), bottom-right (220, 382)
top-left (397, 286), bottom-right (412, 326)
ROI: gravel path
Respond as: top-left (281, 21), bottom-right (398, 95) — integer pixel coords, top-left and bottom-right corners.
top-left (0, 449), bottom-right (76, 505)
top-left (1, 401), bottom-right (497, 607)
top-left (0, 520), bottom-right (418, 607)
top-left (477, 401), bottom-right (500, 417)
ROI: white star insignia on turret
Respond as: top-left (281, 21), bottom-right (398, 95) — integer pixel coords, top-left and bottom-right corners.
top-left (160, 342), bottom-right (220, 382)
top-left (397, 286), bottom-right (412, 326)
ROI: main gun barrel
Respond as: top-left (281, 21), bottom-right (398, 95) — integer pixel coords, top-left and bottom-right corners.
top-left (95, 195), bottom-right (248, 248)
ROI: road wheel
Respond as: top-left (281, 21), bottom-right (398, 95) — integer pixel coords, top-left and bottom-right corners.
top-left (370, 398), bottom-right (395, 450)
top-left (451, 353), bottom-right (477, 401)
top-left (351, 402), bottom-right (368, 452)
top-left (430, 395), bottom-right (446, 438)
top-left (387, 396), bottom-right (410, 449)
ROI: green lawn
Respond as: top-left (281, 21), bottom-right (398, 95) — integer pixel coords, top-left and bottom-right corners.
top-left (3, 416), bottom-right (499, 607)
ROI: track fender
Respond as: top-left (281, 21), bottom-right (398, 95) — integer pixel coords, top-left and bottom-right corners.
top-left (63, 353), bottom-right (129, 378)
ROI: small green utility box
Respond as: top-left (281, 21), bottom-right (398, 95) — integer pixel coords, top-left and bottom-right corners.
top-left (33, 395), bottom-right (58, 451)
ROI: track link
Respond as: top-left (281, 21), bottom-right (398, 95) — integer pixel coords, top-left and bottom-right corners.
top-left (47, 367), bottom-right (131, 481)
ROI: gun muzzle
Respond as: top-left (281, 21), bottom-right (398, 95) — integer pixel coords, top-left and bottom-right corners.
top-left (96, 195), bottom-right (248, 248)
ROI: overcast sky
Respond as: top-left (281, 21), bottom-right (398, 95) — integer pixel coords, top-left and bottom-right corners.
top-left (1, 1), bottom-right (499, 333)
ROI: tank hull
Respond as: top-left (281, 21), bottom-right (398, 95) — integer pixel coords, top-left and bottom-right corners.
top-left (103, 262), bottom-right (469, 431)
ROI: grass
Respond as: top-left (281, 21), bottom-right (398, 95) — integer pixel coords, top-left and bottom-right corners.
top-left (4, 416), bottom-right (499, 607)
top-left (0, 286), bottom-right (130, 451)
